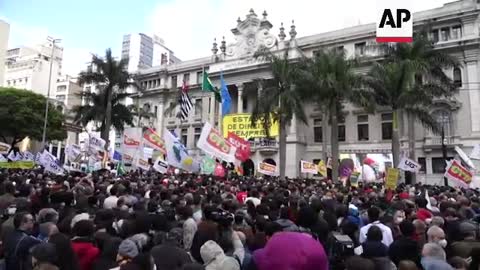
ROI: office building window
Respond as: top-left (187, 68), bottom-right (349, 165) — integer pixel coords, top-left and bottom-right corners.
top-left (181, 128), bottom-right (188, 145)
top-left (381, 113), bottom-right (393, 140)
top-left (451, 25), bottom-right (462, 39)
top-left (441, 28), bottom-right (450, 41)
top-left (418, 157), bottom-right (426, 173)
top-left (197, 71), bottom-right (203, 84)
top-left (431, 30), bottom-right (439, 43)
top-left (183, 73), bottom-right (190, 85)
top-left (242, 98), bottom-right (248, 111)
top-left (354, 42), bottom-right (366, 56)
top-left (168, 102), bottom-right (175, 118)
top-left (56, 95), bottom-right (66, 102)
top-left (357, 115), bottom-right (369, 141)
top-left (313, 118), bottom-right (323, 143)
top-left (154, 105), bottom-right (158, 117)
top-left (171, 75), bottom-right (177, 89)
top-left (432, 157), bottom-right (452, 173)
top-left (195, 99), bottom-right (202, 117)
top-left (453, 67), bottom-right (462, 87)
top-left (338, 116), bottom-right (346, 142)
top-left (194, 128), bottom-right (201, 146)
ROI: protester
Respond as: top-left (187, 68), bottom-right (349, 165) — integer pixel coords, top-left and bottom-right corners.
top-left (31, 243), bottom-right (59, 270)
top-left (0, 166), bottom-right (478, 270)
top-left (4, 211), bottom-right (42, 270)
top-left (359, 207), bottom-right (394, 247)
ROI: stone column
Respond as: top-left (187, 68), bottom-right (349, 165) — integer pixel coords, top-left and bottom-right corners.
top-left (237, 84), bottom-right (244, 113)
top-left (57, 141), bottom-right (62, 159)
top-left (156, 95), bottom-right (165, 136)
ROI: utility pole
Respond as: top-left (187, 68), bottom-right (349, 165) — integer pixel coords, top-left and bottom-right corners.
top-left (41, 37), bottom-right (61, 149)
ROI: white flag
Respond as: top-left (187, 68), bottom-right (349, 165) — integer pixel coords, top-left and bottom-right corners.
top-left (153, 157), bottom-right (168, 173)
top-left (22, 151), bottom-right (34, 161)
top-left (470, 144), bottom-right (480, 160)
top-left (301, 160), bottom-right (319, 174)
top-left (196, 122), bottom-right (237, 163)
top-left (136, 153), bottom-right (151, 171)
top-left (66, 144), bottom-right (82, 163)
top-left (0, 154), bottom-right (7, 162)
top-left (7, 151), bottom-right (21, 161)
top-left (397, 157), bottom-right (421, 173)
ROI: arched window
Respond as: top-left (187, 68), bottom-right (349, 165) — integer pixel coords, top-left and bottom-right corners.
top-left (453, 67), bottom-right (462, 87)
top-left (433, 109), bottom-right (452, 136)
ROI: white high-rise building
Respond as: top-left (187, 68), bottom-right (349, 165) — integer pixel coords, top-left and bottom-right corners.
top-left (121, 33), bottom-right (180, 73)
top-left (4, 40), bottom-right (63, 98)
top-left (0, 20), bottom-right (10, 87)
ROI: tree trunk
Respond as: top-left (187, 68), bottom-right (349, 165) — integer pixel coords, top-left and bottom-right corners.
top-left (391, 110), bottom-right (401, 170)
top-left (322, 107), bottom-right (329, 162)
top-left (279, 117), bottom-right (287, 180)
top-left (103, 87), bottom-right (113, 150)
top-left (407, 112), bottom-right (416, 184)
top-left (330, 102), bottom-right (339, 182)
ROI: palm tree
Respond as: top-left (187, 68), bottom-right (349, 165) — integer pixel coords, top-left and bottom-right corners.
top-left (251, 48), bottom-right (309, 180)
top-left (73, 90), bottom-right (134, 137)
top-left (296, 49), bottom-right (372, 182)
top-left (365, 33), bottom-right (457, 175)
top-left (74, 48), bottom-right (137, 149)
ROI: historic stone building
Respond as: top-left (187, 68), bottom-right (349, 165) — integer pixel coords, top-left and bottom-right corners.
top-left (135, 0), bottom-right (480, 184)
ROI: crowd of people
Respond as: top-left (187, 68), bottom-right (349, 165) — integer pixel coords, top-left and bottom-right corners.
top-left (0, 168), bottom-right (478, 270)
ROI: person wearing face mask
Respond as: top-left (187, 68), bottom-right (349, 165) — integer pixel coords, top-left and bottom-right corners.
top-left (427, 225), bottom-right (448, 249)
top-left (420, 243), bottom-right (453, 270)
top-left (388, 220), bottom-right (421, 267)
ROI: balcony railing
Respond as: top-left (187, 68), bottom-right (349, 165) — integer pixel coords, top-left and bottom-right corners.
top-left (249, 139), bottom-right (279, 152)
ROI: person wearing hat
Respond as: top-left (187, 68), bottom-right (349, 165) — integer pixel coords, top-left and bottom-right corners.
top-left (111, 239), bottom-right (139, 270)
top-left (450, 222), bottom-right (480, 259)
top-left (31, 243), bottom-right (59, 270)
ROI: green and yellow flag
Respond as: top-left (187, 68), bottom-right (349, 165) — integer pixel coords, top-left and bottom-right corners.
top-left (202, 70), bottom-right (222, 102)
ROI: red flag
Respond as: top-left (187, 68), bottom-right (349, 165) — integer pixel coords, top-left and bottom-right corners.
top-left (226, 132), bottom-right (251, 162)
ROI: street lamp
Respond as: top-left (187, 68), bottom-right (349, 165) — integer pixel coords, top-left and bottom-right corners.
top-left (41, 37), bottom-right (61, 149)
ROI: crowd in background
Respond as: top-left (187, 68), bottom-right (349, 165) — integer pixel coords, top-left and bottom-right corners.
top-left (0, 168), bottom-right (479, 270)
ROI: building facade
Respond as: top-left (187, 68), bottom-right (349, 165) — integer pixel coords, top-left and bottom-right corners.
top-left (0, 20), bottom-right (9, 87)
top-left (121, 33), bottom-right (180, 73)
top-left (4, 40), bottom-right (63, 98)
top-left (135, 1), bottom-right (480, 184)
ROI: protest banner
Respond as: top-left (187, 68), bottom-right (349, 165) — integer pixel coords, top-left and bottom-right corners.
top-left (350, 172), bottom-right (360, 187)
top-left (153, 157), bottom-right (168, 173)
top-left (470, 144), bottom-right (480, 160)
top-left (197, 122), bottom-right (237, 163)
top-left (226, 132), bottom-right (251, 162)
top-left (201, 156), bottom-right (216, 175)
top-left (301, 160), bottom-right (318, 174)
top-left (0, 161), bottom-right (35, 169)
top-left (455, 146), bottom-right (475, 169)
top-left (22, 151), bottom-right (34, 161)
top-left (122, 128), bottom-right (142, 164)
top-left (385, 168), bottom-right (400, 190)
top-left (258, 162), bottom-right (277, 176)
top-left (214, 163), bottom-right (226, 177)
top-left (398, 157), bottom-right (421, 173)
top-left (143, 128), bottom-right (167, 154)
top-left (136, 154), bottom-right (151, 171)
top-left (317, 160), bottom-right (327, 176)
top-left (8, 151), bottom-right (21, 161)
top-left (0, 154), bottom-right (7, 162)
top-left (222, 113), bottom-right (279, 139)
top-left (444, 159), bottom-right (473, 188)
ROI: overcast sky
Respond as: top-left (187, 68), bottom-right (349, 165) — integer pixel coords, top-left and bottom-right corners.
top-left (1, 0), bottom-right (454, 76)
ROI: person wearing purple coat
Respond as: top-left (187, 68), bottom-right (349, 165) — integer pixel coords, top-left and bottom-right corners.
top-left (246, 232), bottom-right (329, 270)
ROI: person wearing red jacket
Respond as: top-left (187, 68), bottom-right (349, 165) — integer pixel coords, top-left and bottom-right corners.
top-left (71, 219), bottom-right (100, 270)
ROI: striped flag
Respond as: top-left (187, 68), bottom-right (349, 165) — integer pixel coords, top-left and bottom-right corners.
top-left (178, 81), bottom-right (193, 121)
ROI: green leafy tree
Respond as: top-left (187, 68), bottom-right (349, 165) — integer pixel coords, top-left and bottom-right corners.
top-left (296, 49), bottom-right (372, 181)
top-left (251, 48), bottom-right (309, 180)
top-left (0, 87), bottom-right (66, 148)
top-left (74, 48), bottom-right (136, 148)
